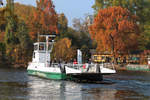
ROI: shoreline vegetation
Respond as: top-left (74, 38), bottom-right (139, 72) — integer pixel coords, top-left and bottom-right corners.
top-left (115, 64), bottom-right (150, 72)
top-left (1, 0), bottom-right (150, 72)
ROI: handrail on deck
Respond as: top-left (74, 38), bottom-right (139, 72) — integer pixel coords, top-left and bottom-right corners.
top-left (63, 63), bottom-right (115, 70)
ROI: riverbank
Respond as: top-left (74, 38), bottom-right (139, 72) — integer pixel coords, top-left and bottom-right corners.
top-left (114, 65), bottom-right (127, 71)
top-left (0, 62), bottom-right (27, 69)
top-left (115, 64), bottom-right (150, 72)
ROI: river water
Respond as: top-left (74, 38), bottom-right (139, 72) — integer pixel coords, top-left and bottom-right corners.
top-left (0, 68), bottom-right (150, 100)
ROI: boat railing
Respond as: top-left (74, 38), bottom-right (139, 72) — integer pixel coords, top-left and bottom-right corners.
top-left (28, 62), bottom-right (115, 72)
top-left (63, 63), bottom-right (115, 73)
top-left (50, 63), bottom-right (60, 67)
top-left (101, 63), bottom-right (115, 70)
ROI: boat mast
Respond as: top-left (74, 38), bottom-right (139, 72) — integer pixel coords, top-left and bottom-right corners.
top-left (39, 35), bottom-right (55, 67)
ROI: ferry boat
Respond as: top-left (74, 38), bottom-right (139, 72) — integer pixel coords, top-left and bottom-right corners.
top-left (27, 35), bottom-right (67, 79)
top-left (27, 35), bottom-right (116, 81)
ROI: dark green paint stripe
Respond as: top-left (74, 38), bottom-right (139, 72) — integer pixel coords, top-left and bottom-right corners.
top-left (27, 69), bottom-right (67, 80)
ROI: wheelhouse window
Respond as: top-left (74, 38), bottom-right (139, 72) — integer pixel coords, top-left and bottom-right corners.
top-left (39, 44), bottom-right (45, 51)
top-left (34, 44), bottom-right (38, 51)
top-left (33, 52), bottom-right (35, 58)
top-left (48, 44), bottom-right (52, 51)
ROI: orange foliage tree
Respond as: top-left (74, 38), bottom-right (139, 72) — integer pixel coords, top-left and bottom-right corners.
top-left (89, 6), bottom-right (140, 57)
top-left (52, 38), bottom-right (75, 62)
top-left (29, 0), bottom-right (58, 41)
top-left (14, 3), bottom-right (35, 25)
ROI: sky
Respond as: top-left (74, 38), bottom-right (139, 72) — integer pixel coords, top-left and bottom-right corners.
top-left (8, 0), bottom-right (95, 27)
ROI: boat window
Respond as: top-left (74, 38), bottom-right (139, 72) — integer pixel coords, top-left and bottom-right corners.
top-left (34, 45), bottom-right (38, 51)
top-left (33, 52), bottom-right (35, 58)
top-left (48, 44), bottom-right (52, 51)
top-left (39, 44), bottom-right (45, 51)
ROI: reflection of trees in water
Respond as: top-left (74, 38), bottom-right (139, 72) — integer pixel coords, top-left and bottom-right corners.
top-left (84, 88), bottom-right (149, 100)
top-left (0, 81), bottom-right (28, 100)
top-left (60, 81), bottom-right (66, 100)
top-left (27, 74), bottom-right (150, 100)
top-left (84, 88), bottom-right (117, 100)
top-left (115, 90), bottom-right (149, 100)
top-left (0, 68), bottom-right (29, 100)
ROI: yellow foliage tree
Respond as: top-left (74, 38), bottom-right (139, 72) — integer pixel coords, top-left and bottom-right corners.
top-left (52, 38), bottom-right (75, 62)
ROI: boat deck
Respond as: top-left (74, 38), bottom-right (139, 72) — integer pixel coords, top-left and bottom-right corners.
top-left (55, 63), bottom-right (116, 75)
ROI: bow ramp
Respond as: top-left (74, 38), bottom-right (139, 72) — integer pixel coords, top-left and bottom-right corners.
top-left (64, 63), bottom-right (116, 81)
top-left (65, 63), bottom-right (116, 75)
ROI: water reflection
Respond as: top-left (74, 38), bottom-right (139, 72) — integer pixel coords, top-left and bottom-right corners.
top-left (0, 68), bottom-right (29, 100)
top-left (0, 68), bottom-right (150, 100)
top-left (29, 76), bottom-right (147, 100)
top-left (28, 76), bottom-right (83, 100)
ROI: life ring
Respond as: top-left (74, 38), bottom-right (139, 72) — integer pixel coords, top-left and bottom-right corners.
top-left (83, 64), bottom-right (86, 69)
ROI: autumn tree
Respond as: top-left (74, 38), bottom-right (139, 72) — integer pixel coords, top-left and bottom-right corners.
top-left (14, 3), bottom-right (35, 24)
top-left (52, 38), bottom-right (75, 62)
top-left (30, 0), bottom-right (58, 41)
top-left (89, 6), bottom-right (140, 58)
top-left (0, 8), bottom-right (6, 31)
top-left (92, 0), bottom-right (150, 50)
top-left (92, 0), bottom-right (150, 24)
top-left (0, 0), bottom-right (14, 31)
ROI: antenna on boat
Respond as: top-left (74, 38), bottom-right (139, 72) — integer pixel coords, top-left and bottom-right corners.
top-left (37, 32), bottom-right (39, 42)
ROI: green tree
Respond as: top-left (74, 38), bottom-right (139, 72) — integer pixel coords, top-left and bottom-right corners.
top-left (16, 21), bottom-right (32, 65)
top-left (0, 42), bottom-right (6, 65)
top-left (5, 0), bottom-right (14, 17)
top-left (4, 16), bottom-right (18, 62)
top-left (58, 13), bottom-right (68, 38)
top-left (72, 17), bottom-right (93, 48)
top-left (81, 45), bottom-right (91, 63)
top-left (5, 16), bottom-right (18, 44)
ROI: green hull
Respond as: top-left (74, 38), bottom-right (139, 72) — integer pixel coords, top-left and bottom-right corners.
top-left (27, 69), bottom-right (67, 80)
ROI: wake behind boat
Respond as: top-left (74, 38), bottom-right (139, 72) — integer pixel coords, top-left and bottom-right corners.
top-left (27, 35), bottom-right (116, 81)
